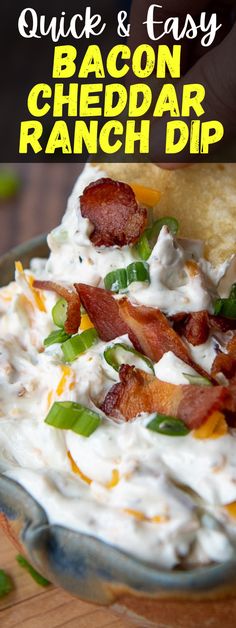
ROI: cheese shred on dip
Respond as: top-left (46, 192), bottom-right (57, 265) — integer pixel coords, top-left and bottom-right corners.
top-left (0, 163), bottom-right (236, 570)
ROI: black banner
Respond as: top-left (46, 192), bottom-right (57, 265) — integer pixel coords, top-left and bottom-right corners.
top-left (1, 1), bottom-right (236, 162)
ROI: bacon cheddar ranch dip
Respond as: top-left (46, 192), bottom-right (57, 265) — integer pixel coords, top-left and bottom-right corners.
top-left (0, 163), bottom-right (236, 570)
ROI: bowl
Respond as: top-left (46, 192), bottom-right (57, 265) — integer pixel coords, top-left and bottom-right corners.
top-left (1, 237), bottom-right (236, 628)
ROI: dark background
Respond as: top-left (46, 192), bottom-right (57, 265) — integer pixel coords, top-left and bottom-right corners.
top-left (0, 164), bottom-right (84, 255)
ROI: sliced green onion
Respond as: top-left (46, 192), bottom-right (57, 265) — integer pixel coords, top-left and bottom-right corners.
top-left (104, 268), bottom-right (127, 292)
top-left (16, 555), bottom-right (50, 587)
top-left (45, 401), bottom-right (101, 436)
top-left (52, 298), bottom-right (68, 328)
top-left (104, 343), bottom-right (154, 374)
top-left (136, 217), bottom-right (179, 261)
top-left (214, 282), bottom-right (236, 319)
top-left (104, 262), bottom-right (150, 293)
top-left (214, 298), bottom-right (236, 319)
top-left (182, 373), bottom-right (212, 387)
top-left (0, 569), bottom-right (13, 597)
top-left (147, 413), bottom-right (189, 436)
top-left (135, 233), bottom-right (152, 261)
top-left (126, 261), bottom-right (149, 284)
top-left (44, 329), bottom-right (71, 347)
top-left (62, 328), bottom-right (98, 362)
top-left (150, 217), bottom-right (178, 241)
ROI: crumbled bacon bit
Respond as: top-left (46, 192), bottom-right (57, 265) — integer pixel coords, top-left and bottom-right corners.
top-left (179, 311), bottom-right (209, 346)
top-left (80, 178), bottom-right (147, 247)
top-left (208, 315), bottom-right (236, 333)
top-left (170, 312), bottom-right (188, 326)
top-left (101, 364), bottom-right (229, 428)
top-left (170, 311), bottom-right (236, 385)
top-left (33, 280), bottom-right (81, 335)
top-left (212, 333), bottom-right (236, 380)
top-left (171, 311), bottom-right (236, 346)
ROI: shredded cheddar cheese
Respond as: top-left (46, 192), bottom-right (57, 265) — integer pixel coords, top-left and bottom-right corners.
top-left (124, 508), bottom-right (146, 521)
top-left (27, 275), bottom-right (46, 312)
top-left (129, 183), bottom-right (161, 207)
top-left (15, 261), bottom-right (23, 273)
top-left (47, 390), bottom-right (54, 410)
top-left (193, 412), bottom-right (228, 440)
top-left (151, 514), bottom-right (169, 524)
top-left (67, 451), bottom-right (91, 484)
top-left (105, 469), bottom-right (120, 489)
top-left (225, 502), bottom-right (236, 519)
top-left (79, 313), bottom-right (94, 332)
top-left (124, 509), bottom-right (168, 523)
top-left (56, 365), bottom-right (72, 396)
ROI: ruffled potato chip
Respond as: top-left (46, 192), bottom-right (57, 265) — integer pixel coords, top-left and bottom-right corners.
top-left (94, 163), bottom-right (236, 266)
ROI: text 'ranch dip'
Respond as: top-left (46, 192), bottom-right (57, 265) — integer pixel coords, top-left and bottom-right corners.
top-left (0, 163), bottom-right (236, 570)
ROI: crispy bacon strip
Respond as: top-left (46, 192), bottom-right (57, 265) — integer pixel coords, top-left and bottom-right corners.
top-left (119, 299), bottom-right (213, 380)
top-left (74, 283), bottom-right (128, 342)
top-left (101, 365), bottom-right (229, 428)
top-left (80, 178), bottom-right (147, 247)
top-left (33, 280), bottom-right (81, 335)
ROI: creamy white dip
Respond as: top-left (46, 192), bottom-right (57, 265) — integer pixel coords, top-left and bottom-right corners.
top-left (0, 163), bottom-right (236, 569)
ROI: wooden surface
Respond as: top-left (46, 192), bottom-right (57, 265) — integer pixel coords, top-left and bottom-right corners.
top-left (0, 164), bottom-right (132, 627)
top-left (0, 164), bottom-right (84, 256)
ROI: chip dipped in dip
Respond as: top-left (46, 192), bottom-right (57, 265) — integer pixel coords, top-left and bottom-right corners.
top-left (0, 162), bottom-right (236, 572)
